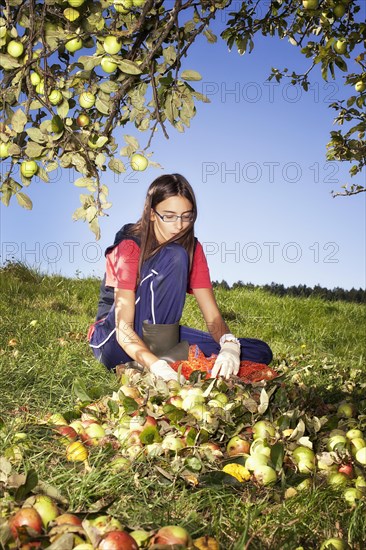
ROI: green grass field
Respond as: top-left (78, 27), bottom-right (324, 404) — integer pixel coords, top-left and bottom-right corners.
top-left (0, 262), bottom-right (365, 549)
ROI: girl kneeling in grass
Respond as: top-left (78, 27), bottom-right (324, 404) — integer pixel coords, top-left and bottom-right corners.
top-left (88, 173), bottom-right (272, 382)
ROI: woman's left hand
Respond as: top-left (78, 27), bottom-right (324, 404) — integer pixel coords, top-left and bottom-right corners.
top-left (211, 341), bottom-right (240, 379)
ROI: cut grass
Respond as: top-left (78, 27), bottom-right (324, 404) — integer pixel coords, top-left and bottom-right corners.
top-left (0, 263), bottom-right (365, 548)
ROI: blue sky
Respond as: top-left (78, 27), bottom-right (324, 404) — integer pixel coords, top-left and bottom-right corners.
top-left (1, 5), bottom-right (365, 290)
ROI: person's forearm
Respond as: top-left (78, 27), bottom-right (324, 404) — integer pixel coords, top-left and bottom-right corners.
top-left (116, 321), bottom-right (158, 369)
top-left (206, 315), bottom-right (231, 344)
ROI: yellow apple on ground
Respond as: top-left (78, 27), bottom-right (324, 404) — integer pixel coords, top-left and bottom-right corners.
top-left (66, 441), bottom-right (88, 461)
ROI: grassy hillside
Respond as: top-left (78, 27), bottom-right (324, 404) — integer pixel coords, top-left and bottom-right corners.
top-left (0, 262), bottom-right (365, 549)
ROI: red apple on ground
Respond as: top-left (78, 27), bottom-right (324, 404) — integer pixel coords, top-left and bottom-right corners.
top-left (56, 425), bottom-right (78, 444)
top-left (98, 530), bottom-right (138, 550)
top-left (151, 525), bottom-right (191, 547)
top-left (9, 508), bottom-right (43, 539)
top-left (338, 463), bottom-right (353, 477)
top-left (54, 513), bottom-right (82, 526)
top-left (226, 436), bottom-right (250, 456)
top-left (81, 422), bottom-right (106, 446)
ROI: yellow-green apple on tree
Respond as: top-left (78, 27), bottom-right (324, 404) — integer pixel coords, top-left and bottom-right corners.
top-left (103, 36), bottom-right (121, 55)
top-left (0, 142), bottom-right (9, 158)
top-left (79, 91), bottom-right (96, 108)
top-left (100, 56), bottom-right (118, 73)
top-left (302, 0), bottom-right (318, 9)
top-left (30, 72), bottom-right (41, 86)
top-left (333, 39), bottom-right (347, 54)
top-left (20, 160), bottom-right (38, 178)
top-left (114, 0), bottom-right (133, 13)
top-left (130, 153), bottom-right (148, 171)
top-left (76, 113), bottom-right (90, 127)
top-left (68, 0), bottom-right (85, 7)
top-left (7, 40), bottom-right (24, 58)
top-left (63, 7), bottom-right (80, 21)
top-left (355, 81), bottom-right (366, 93)
top-left (65, 36), bottom-right (83, 53)
top-left (48, 90), bottom-right (63, 105)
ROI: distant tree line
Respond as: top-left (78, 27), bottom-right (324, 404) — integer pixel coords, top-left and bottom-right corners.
top-left (212, 281), bottom-right (366, 304)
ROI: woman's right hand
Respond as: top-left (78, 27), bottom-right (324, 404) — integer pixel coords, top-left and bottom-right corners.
top-left (150, 359), bottom-right (185, 383)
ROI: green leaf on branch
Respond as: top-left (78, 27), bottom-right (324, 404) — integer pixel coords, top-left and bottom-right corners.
top-left (124, 135), bottom-right (139, 149)
top-left (95, 97), bottom-right (111, 115)
top-left (26, 128), bottom-right (47, 143)
top-left (89, 217), bottom-right (101, 240)
top-left (16, 192), bottom-right (33, 210)
top-left (181, 70), bottom-right (202, 81)
top-left (37, 167), bottom-right (50, 183)
top-left (119, 59), bottom-right (142, 75)
top-left (203, 28), bottom-right (217, 44)
top-left (78, 55), bottom-right (102, 71)
top-left (0, 54), bottom-right (21, 70)
top-left (108, 158), bottom-right (126, 174)
top-left (74, 177), bottom-right (95, 188)
top-left (25, 141), bottom-right (44, 158)
top-left (11, 109), bottom-right (27, 133)
top-left (57, 99), bottom-right (70, 119)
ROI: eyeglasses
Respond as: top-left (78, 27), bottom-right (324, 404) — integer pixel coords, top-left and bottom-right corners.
top-left (153, 209), bottom-right (194, 223)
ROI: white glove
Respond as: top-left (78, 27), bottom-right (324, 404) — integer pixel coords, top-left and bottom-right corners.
top-left (150, 359), bottom-right (185, 383)
top-left (211, 341), bottom-right (240, 379)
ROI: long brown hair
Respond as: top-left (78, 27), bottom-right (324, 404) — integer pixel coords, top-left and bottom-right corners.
top-left (128, 174), bottom-right (197, 282)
